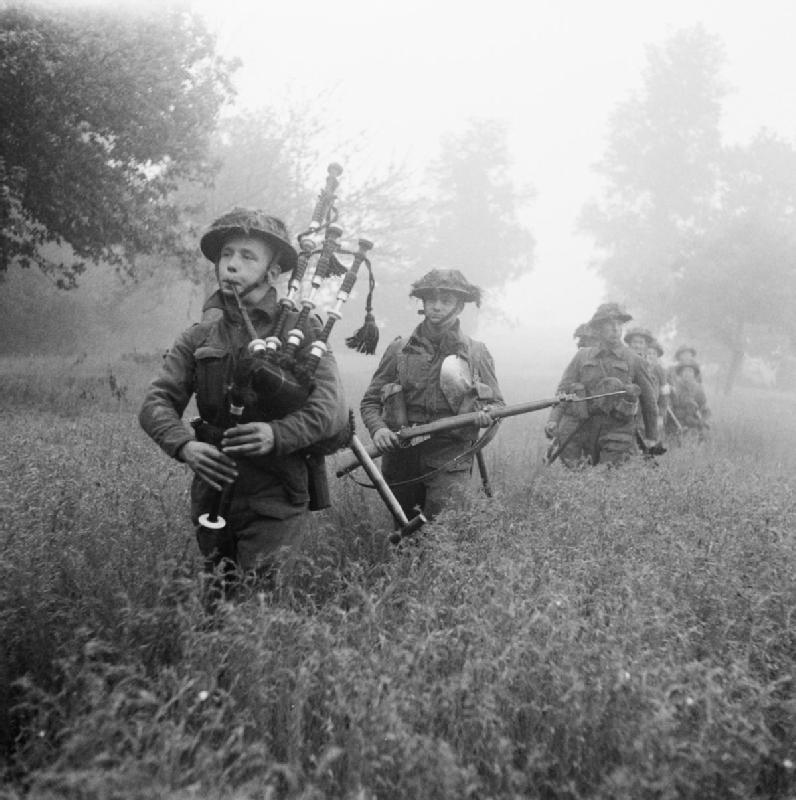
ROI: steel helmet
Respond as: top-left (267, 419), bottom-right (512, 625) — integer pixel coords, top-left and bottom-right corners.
top-left (409, 269), bottom-right (482, 306)
top-left (623, 326), bottom-right (654, 345)
top-left (200, 208), bottom-right (298, 274)
top-left (590, 302), bottom-right (633, 325)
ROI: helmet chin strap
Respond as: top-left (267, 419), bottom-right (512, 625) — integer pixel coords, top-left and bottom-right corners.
top-left (419, 298), bottom-right (465, 328)
top-left (217, 252), bottom-right (282, 300)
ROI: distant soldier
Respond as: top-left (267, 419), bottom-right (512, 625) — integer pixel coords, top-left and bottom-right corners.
top-left (545, 303), bottom-right (659, 466)
top-left (360, 269), bottom-right (503, 520)
top-left (670, 344), bottom-right (702, 384)
top-left (622, 326), bottom-right (669, 448)
top-left (544, 322), bottom-right (598, 463)
top-left (667, 356), bottom-right (710, 439)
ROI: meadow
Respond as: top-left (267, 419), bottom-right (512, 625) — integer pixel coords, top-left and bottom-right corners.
top-left (0, 354), bottom-right (794, 799)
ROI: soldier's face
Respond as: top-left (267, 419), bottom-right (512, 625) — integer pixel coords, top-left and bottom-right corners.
top-left (627, 335), bottom-right (647, 356)
top-left (422, 290), bottom-right (463, 326)
top-left (217, 235), bottom-right (279, 298)
top-left (596, 318), bottom-right (622, 345)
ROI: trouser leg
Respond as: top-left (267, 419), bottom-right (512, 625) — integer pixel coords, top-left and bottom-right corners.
top-left (596, 422), bottom-right (638, 466)
top-left (423, 462), bottom-right (473, 519)
top-left (382, 449), bottom-right (426, 524)
top-left (234, 511), bottom-right (307, 592)
top-left (556, 415), bottom-right (592, 468)
top-left (195, 527), bottom-right (239, 611)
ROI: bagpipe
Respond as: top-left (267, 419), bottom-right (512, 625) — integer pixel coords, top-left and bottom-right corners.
top-left (197, 164), bottom-right (380, 532)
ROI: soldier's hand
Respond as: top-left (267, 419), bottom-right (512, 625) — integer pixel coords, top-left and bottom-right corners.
top-left (544, 420), bottom-right (558, 440)
top-left (179, 440), bottom-right (237, 491)
top-left (222, 422), bottom-right (275, 457)
top-left (474, 408), bottom-right (493, 427)
top-left (373, 427), bottom-right (401, 453)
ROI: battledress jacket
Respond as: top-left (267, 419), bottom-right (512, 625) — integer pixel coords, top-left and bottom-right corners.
top-left (360, 319), bottom-right (504, 439)
top-left (555, 342), bottom-right (659, 440)
top-left (139, 289), bottom-right (346, 520)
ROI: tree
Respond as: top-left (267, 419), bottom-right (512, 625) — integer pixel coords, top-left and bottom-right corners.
top-left (0, 3), bottom-right (237, 287)
top-left (674, 132), bottom-right (796, 392)
top-left (580, 26), bottom-right (796, 391)
top-left (413, 118), bottom-right (535, 296)
top-left (175, 100), bottom-right (424, 334)
top-left (579, 25), bottom-right (726, 328)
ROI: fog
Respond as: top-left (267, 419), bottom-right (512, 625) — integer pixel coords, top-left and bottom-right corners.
top-left (11, 0), bottom-right (796, 395)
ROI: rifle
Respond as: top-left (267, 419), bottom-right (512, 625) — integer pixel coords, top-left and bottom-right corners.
top-left (335, 391), bottom-right (627, 478)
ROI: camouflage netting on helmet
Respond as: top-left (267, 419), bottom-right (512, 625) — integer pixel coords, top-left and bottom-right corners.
top-left (410, 269), bottom-right (482, 306)
top-left (200, 207), bottom-right (298, 273)
top-left (573, 323), bottom-right (599, 346)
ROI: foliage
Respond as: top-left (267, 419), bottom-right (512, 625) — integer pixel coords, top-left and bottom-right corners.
top-left (412, 118), bottom-right (535, 296)
top-left (580, 25), bottom-right (726, 323)
top-left (675, 132), bottom-right (796, 374)
top-left (0, 3), bottom-right (237, 287)
top-left (1, 360), bottom-right (795, 798)
top-left (580, 25), bottom-right (796, 389)
top-left (147, 98), bottom-right (425, 336)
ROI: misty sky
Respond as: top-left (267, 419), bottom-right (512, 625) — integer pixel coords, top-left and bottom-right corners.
top-left (43, 0), bottom-right (796, 371)
top-left (182, 0), bottom-right (796, 359)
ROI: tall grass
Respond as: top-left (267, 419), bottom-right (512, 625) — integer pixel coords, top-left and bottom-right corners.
top-left (1, 361), bottom-right (794, 798)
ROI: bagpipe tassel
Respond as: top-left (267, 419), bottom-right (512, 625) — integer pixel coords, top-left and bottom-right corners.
top-left (346, 258), bottom-right (379, 354)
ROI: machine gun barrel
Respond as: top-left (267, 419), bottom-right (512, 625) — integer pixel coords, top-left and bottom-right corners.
top-left (335, 391), bottom-right (628, 477)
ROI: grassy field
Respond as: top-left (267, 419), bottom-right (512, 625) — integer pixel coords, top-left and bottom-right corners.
top-left (1, 355), bottom-right (795, 799)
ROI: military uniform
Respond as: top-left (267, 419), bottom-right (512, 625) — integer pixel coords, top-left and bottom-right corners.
top-left (139, 210), bottom-right (346, 580)
top-left (551, 305), bottom-right (658, 466)
top-left (667, 357), bottom-right (710, 438)
top-left (545, 322), bottom-right (597, 463)
top-left (360, 270), bottom-right (503, 519)
top-left (668, 344), bottom-right (702, 385)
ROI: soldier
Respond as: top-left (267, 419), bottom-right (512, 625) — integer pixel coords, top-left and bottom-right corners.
top-left (668, 356), bottom-right (711, 439)
top-left (545, 303), bottom-right (659, 466)
top-left (670, 344), bottom-right (702, 384)
top-left (360, 269), bottom-right (503, 521)
top-left (624, 325), bottom-right (654, 359)
top-left (139, 208), bottom-right (347, 600)
top-left (622, 326), bottom-right (669, 449)
top-left (544, 322), bottom-right (598, 463)
top-left (574, 322), bottom-right (599, 349)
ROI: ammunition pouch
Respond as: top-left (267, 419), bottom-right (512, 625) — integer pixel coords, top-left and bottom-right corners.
top-left (381, 382), bottom-right (408, 430)
top-left (591, 377), bottom-right (639, 423)
top-left (475, 381), bottom-right (494, 402)
top-left (302, 423), bottom-right (352, 456)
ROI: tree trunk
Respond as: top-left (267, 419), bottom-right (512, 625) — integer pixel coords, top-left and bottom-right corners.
top-left (723, 346), bottom-right (744, 394)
